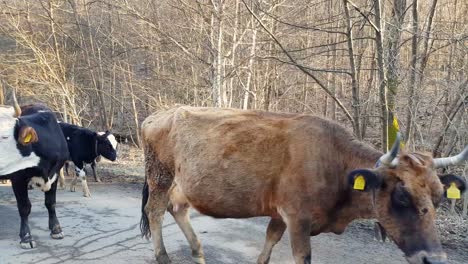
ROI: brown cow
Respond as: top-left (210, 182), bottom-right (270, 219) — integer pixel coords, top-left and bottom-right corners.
top-left (140, 106), bottom-right (467, 264)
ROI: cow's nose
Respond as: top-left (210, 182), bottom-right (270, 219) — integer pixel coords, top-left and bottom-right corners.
top-left (423, 256), bottom-right (446, 264)
top-left (408, 251), bottom-right (447, 264)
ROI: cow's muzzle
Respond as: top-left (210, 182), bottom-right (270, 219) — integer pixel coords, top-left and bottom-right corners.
top-left (406, 251), bottom-right (447, 264)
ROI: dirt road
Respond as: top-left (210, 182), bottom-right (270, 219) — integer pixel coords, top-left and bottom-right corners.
top-left (1, 182), bottom-right (467, 264)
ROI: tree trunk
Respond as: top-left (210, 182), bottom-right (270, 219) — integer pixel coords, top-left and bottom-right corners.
top-left (385, 0), bottom-right (407, 148)
top-left (243, 12), bottom-right (258, 110)
top-left (405, 0), bottom-right (418, 146)
top-left (210, 0), bottom-right (225, 107)
top-left (343, 0), bottom-right (361, 139)
top-left (373, 0), bottom-right (388, 151)
top-left (463, 165), bottom-right (468, 217)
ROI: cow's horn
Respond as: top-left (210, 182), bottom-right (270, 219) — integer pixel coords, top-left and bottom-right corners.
top-left (434, 146), bottom-right (468, 168)
top-left (12, 88), bottom-right (21, 117)
top-left (378, 133), bottom-right (401, 166)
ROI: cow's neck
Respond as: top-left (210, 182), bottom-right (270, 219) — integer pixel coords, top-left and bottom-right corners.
top-left (325, 139), bottom-right (383, 234)
top-left (325, 186), bottom-right (379, 234)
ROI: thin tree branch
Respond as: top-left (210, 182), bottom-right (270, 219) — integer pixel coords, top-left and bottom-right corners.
top-left (241, 0), bottom-right (354, 124)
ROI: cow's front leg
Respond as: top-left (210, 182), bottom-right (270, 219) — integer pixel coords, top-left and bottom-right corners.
top-left (45, 178), bottom-right (64, 239)
top-left (287, 218), bottom-right (312, 264)
top-left (11, 178), bottom-right (36, 249)
top-left (58, 168), bottom-right (66, 189)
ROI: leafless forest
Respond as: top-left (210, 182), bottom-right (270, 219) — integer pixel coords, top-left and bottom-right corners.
top-left (0, 1), bottom-right (466, 162)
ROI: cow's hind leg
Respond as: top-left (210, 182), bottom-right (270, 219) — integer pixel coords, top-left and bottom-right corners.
top-left (69, 166), bottom-right (79, 192)
top-left (72, 166), bottom-right (91, 197)
top-left (45, 177), bottom-right (64, 239)
top-left (257, 218), bottom-right (287, 264)
top-left (141, 148), bottom-right (174, 264)
top-left (168, 205), bottom-right (205, 264)
top-left (11, 177), bottom-right (36, 249)
top-left (78, 169), bottom-right (91, 197)
top-left (91, 162), bottom-right (101, 182)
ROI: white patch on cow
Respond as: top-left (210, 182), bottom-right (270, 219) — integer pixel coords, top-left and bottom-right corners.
top-left (98, 132), bottom-right (118, 150)
top-left (47, 173), bottom-right (58, 189)
top-left (77, 169), bottom-right (86, 178)
top-left (30, 177), bottom-right (45, 189)
top-left (107, 134), bottom-right (118, 150)
top-left (0, 110), bottom-right (41, 176)
top-left (30, 174), bottom-right (57, 192)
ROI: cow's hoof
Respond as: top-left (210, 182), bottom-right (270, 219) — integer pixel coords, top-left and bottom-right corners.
top-left (192, 256), bottom-right (205, 264)
top-left (20, 235), bottom-right (36, 249)
top-left (70, 186), bottom-right (76, 192)
top-left (20, 240), bottom-right (36, 249)
top-left (96, 178), bottom-right (102, 183)
top-left (256, 256), bottom-right (270, 264)
top-left (83, 192), bottom-right (91, 198)
top-left (51, 232), bottom-right (64, 239)
top-left (156, 254), bottom-right (171, 264)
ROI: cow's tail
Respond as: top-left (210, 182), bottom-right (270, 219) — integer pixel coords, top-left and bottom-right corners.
top-left (140, 177), bottom-right (151, 239)
top-left (140, 142), bottom-right (152, 239)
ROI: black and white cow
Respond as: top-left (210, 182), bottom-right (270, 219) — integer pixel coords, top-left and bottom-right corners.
top-left (59, 122), bottom-right (118, 197)
top-left (0, 102), bottom-right (68, 249)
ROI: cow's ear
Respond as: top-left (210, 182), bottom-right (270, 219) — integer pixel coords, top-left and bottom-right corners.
top-left (18, 126), bottom-right (38, 145)
top-left (439, 174), bottom-right (466, 198)
top-left (347, 169), bottom-right (383, 192)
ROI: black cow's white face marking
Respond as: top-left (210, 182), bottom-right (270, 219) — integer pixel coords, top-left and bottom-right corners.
top-left (97, 131), bottom-right (118, 161)
top-left (107, 134), bottom-right (118, 150)
top-left (0, 107), bottom-right (40, 175)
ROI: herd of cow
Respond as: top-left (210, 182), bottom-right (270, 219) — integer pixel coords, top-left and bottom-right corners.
top-left (0, 97), bottom-right (118, 249)
top-left (1, 94), bottom-right (467, 264)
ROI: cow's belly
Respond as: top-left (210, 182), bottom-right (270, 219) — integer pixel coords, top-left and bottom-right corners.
top-left (175, 169), bottom-right (278, 218)
top-left (170, 114), bottom-right (290, 218)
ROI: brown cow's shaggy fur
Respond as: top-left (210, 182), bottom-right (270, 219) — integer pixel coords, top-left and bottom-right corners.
top-left (141, 106), bottom-right (462, 264)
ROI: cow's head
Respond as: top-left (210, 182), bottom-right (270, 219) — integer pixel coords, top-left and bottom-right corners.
top-left (96, 131), bottom-right (118, 161)
top-left (348, 134), bottom-right (467, 264)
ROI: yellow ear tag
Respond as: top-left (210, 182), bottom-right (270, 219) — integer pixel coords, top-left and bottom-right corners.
top-left (23, 133), bottom-right (32, 143)
top-left (353, 175), bottom-right (366, 191)
top-left (447, 182), bottom-right (461, 199)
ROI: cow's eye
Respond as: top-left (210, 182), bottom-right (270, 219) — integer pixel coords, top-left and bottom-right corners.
top-left (432, 196), bottom-right (442, 208)
top-left (392, 184), bottom-right (412, 208)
